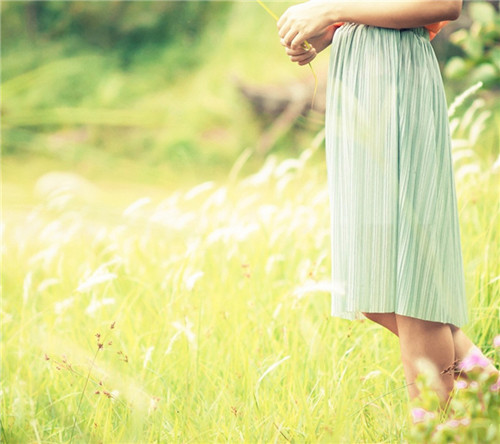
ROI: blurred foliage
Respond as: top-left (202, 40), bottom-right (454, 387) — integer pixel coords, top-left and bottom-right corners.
top-left (1, 1), bottom-right (230, 65)
top-left (0, 0), bottom-right (237, 168)
top-left (1, 1), bottom-right (499, 180)
top-left (445, 2), bottom-right (500, 88)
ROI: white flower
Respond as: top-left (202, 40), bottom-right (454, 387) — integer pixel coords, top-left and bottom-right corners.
top-left (38, 278), bottom-right (60, 292)
top-left (184, 271), bottom-right (204, 291)
top-left (172, 318), bottom-right (196, 345)
top-left (76, 267), bottom-right (117, 292)
top-left (184, 181), bottom-right (215, 200)
top-left (23, 271), bottom-right (33, 303)
top-left (361, 370), bottom-right (381, 381)
top-left (123, 197), bottom-right (151, 217)
top-left (143, 346), bottom-right (154, 369)
top-left (293, 280), bottom-right (332, 299)
top-left (85, 298), bottom-right (115, 315)
top-left (55, 297), bottom-right (75, 315)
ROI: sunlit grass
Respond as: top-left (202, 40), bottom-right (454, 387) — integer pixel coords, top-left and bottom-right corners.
top-left (2, 92), bottom-right (499, 441)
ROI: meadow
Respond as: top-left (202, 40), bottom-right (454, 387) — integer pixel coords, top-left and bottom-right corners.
top-left (2, 85), bottom-right (499, 442)
top-left (2, 1), bottom-right (500, 442)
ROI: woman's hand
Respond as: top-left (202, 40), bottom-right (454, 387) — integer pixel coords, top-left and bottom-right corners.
top-left (282, 25), bottom-right (336, 66)
top-left (277, 1), bottom-right (334, 50)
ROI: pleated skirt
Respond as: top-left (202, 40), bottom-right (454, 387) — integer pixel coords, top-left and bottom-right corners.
top-left (325, 23), bottom-right (468, 327)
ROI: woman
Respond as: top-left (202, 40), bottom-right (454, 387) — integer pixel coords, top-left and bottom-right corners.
top-left (276, 0), bottom-right (497, 402)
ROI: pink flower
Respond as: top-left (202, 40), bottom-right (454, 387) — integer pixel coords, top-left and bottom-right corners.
top-left (435, 418), bottom-right (469, 432)
top-left (411, 407), bottom-right (435, 424)
top-left (411, 408), bottom-right (426, 422)
top-left (458, 348), bottom-right (491, 371)
top-left (446, 419), bottom-right (460, 428)
top-left (494, 335), bottom-right (500, 348)
top-left (460, 418), bottom-right (470, 426)
top-left (455, 379), bottom-right (468, 390)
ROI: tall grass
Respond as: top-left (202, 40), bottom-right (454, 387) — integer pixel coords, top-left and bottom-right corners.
top-left (2, 85), bottom-right (499, 442)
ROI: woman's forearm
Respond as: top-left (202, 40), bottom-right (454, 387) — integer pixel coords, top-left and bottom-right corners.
top-left (278, 0), bottom-right (462, 49)
top-left (326, 0), bottom-right (462, 29)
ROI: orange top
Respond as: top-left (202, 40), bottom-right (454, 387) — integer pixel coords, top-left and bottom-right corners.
top-left (332, 20), bottom-right (449, 41)
top-left (424, 21), bottom-right (449, 41)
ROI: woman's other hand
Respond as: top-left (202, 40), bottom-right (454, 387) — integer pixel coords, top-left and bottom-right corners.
top-left (277, 1), bottom-right (333, 49)
top-left (281, 25), bottom-right (336, 66)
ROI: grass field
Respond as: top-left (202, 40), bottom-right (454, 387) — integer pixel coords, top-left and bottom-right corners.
top-left (2, 1), bottom-right (499, 441)
top-left (2, 86), bottom-right (499, 441)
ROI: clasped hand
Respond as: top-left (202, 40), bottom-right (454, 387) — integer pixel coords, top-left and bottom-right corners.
top-left (277, 0), bottom-right (335, 65)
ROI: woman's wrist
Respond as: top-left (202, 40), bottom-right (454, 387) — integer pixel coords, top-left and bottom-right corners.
top-left (319, 1), bottom-right (342, 26)
top-left (308, 1), bottom-right (342, 30)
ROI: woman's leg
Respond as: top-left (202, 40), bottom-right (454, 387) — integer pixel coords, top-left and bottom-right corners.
top-left (449, 324), bottom-right (499, 375)
top-left (395, 314), bottom-right (455, 402)
top-left (363, 312), bottom-right (496, 374)
top-left (449, 324), bottom-right (474, 358)
top-left (362, 312), bottom-right (398, 336)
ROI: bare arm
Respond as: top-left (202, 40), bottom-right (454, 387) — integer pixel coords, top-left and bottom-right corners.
top-left (333, 0), bottom-right (462, 28)
top-left (278, 0), bottom-right (463, 49)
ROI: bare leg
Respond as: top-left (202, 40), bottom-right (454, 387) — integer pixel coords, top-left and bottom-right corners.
top-left (449, 324), bottom-right (474, 358)
top-left (449, 325), bottom-right (499, 376)
top-left (395, 314), bottom-right (455, 402)
top-left (362, 312), bottom-right (398, 336)
top-left (362, 312), bottom-right (497, 377)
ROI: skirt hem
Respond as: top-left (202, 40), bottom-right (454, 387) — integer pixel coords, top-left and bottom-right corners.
top-left (330, 309), bottom-right (468, 328)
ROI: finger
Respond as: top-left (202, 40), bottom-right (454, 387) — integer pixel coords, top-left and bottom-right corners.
top-left (291, 50), bottom-right (316, 65)
top-left (287, 50), bottom-right (311, 58)
top-left (277, 20), bottom-right (290, 40)
top-left (283, 29), bottom-right (299, 47)
top-left (281, 37), bottom-right (302, 49)
top-left (298, 56), bottom-right (316, 66)
top-left (290, 49), bottom-right (315, 61)
top-left (277, 12), bottom-right (287, 29)
top-left (290, 33), bottom-right (305, 50)
top-left (288, 45), bottom-right (315, 60)
top-left (285, 46), bottom-right (309, 56)
top-left (298, 50), bottom-right (317, 65)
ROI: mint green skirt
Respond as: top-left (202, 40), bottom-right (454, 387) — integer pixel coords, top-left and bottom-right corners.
top-left (325, 23), bottom-right (468, 327)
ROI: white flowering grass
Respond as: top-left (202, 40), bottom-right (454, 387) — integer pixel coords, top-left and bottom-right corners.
top-left (2, 97), bottom-right (499, 442)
